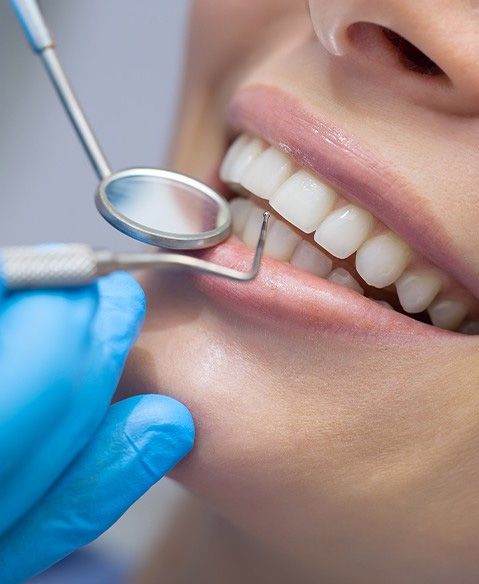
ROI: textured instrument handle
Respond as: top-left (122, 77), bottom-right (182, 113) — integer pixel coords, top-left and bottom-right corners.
top-left (1, 245), bottom-right (100, 290)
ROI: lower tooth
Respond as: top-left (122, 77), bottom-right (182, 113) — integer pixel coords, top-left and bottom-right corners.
top-left (428, 299), bottom-right (468, 331)
top-left (290, 241), bottom-right (333, 277)
top-left (264, 219), bottom-right (301, 261)
top-left (230, 198), bottom-right (252, 235)
top-left (459, 321), bottom-right (479, 335)
top-left (327, 268), bottom-right (364, 295)
top-left (375, 300), bottom-right (394, 310)
top-left (235, 200), bottom-right (473, 333)
top-left (242, 206), bottom-right (266, 248)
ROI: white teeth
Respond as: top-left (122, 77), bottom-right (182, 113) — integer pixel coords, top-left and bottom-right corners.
top-left (230, 198), bottom-right (253, 235)
top-left (222, 135), bottom-right (475, 330)
top-left (264, 218), bottom-right (301, 261)
top-left (242, 206), bottom-right (266, 248)
top-left (327, 268), bottom-right (364, 295)
top-left (270, 170), bottom-right (337, 233)
top-left (314, 205), bottom-right (374, 259)
top-left (459, 321), bottom-right (479, 335)
top-left (241, 147), bottom-right (294, 200)
top-left (395, 269), bottom-right (442, 314)
top-left (221, 136), bottom-right (266, 185)
top-left (428, 299), bottom-right (468, 331)
top-left (290, 241), bottom-right (333, 277)
top-left (356, 232), bottom-right (411, 288)
top-left (220, 135), bottom-right (250, 183)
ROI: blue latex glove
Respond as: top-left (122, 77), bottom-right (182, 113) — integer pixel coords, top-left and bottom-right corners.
top-left (0, 269), bottom-right (195, 583)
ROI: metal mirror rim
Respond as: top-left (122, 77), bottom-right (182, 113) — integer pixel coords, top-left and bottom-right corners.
top-left (95, 168), bottom-right (232, 251)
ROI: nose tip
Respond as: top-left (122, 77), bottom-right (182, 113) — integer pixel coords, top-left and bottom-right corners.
top-left (308, 0), bottom-right (394, 56)
top-left (307, 0), bottom-right (348, 56)
top-left (307, 0), bottom-right (479, 114)
top-left (308, 2), bottom-right (344, 56)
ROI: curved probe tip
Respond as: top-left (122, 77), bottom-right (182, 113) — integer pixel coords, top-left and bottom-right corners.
top-left (248, 211), bottom-right (271, 278)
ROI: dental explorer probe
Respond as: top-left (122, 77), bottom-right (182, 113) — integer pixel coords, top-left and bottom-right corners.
top-left (0, 212), bottom-right (270, 290)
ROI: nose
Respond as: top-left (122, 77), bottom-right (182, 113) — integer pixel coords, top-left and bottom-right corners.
top-left (308, 0), bottom-right (479, 113)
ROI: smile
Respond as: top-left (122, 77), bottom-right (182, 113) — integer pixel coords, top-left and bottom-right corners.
top-left (209, 86), bottom-right (478, 335)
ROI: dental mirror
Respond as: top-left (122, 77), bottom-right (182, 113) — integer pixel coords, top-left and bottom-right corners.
top-left (11, 0), bottom-right (234, 253)
top-left (98, 169), bottom-right (231, 250)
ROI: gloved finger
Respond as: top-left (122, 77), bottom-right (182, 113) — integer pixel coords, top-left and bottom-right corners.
top-left (0, 273), bottom-right (146, 534)
top-left (0, 286), bottom-right (98, 479)
top-left (0, 267), bottom-right (5, 299)
top-left (0, 394), bottom-right (195, 584)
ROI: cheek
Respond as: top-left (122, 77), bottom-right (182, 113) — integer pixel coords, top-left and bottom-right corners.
top-left (121, 276), bottom-right (478, 506)
top-left (189, 0), bottom-right (307, 82)
top-left (118, 272), bottom-right (479, 567)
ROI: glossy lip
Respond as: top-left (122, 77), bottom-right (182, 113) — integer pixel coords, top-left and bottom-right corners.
top-left (195, 232), bottom-right (460, 340)
top-left (192, 83), bottom-right (478, 340)
top-left (227, 84), bottom-right (479, 301)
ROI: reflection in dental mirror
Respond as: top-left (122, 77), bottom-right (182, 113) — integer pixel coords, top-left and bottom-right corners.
top-left (104, 174), bottom-right (229, 236)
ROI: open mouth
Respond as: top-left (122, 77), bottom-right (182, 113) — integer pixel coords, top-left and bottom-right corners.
top-left (218, 131), bottom-right (478, 335)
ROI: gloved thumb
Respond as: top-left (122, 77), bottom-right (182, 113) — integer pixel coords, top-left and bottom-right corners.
top-left (0, 395), bottom-right (195, 583)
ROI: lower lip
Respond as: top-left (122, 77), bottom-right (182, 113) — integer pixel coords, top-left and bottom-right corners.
top-left (194, 232), bottom-right (454, 340)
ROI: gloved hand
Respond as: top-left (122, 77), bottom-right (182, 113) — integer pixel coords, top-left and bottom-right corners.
top-left (0, 269), bottom-right (195, 583)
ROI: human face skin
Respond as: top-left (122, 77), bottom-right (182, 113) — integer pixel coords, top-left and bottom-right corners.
top-left (121, 1), bottom-right (479, 582)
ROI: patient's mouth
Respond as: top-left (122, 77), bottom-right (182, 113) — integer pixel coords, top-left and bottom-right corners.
top-left (220, 133), bottom-right (478, 334)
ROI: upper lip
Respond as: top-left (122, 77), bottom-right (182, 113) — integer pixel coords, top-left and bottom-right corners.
top-left (227, 84), bottom-right (478, 301)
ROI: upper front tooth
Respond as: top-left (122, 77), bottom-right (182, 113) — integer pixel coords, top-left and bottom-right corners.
top-left (355, 232), bottom-right (411, 288)
top-left (270, 170), bottom-right (337, 233)
top-left (220, 136), bottom-right (266, 185)
top-left (240, 146), bottom-right (294, 200)
top-left (395, 269), bottom-right (442, 314)
top-left (264, 218), bottom-right (301, 261)
top-left (428, 298), bottom-right (468, 331)
top-left (230, 197), bottom-right (253, 235)
top-left (314, 205), bottom-right (374, 259)
top-left (220, 134), bottom-right (250, 183)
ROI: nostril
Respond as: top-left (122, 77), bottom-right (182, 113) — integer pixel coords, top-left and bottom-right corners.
top-left (347, 23), bottom-right (448, 81)
top-left (381, 28), bottom-right (444, 78)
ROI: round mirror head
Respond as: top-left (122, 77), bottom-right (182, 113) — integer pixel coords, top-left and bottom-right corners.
top-left (96, 168), bottom-right (232, 250)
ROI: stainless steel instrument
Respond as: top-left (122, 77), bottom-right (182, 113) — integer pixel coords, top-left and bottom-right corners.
top-left (5, 1), bottom-right (269, 290)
